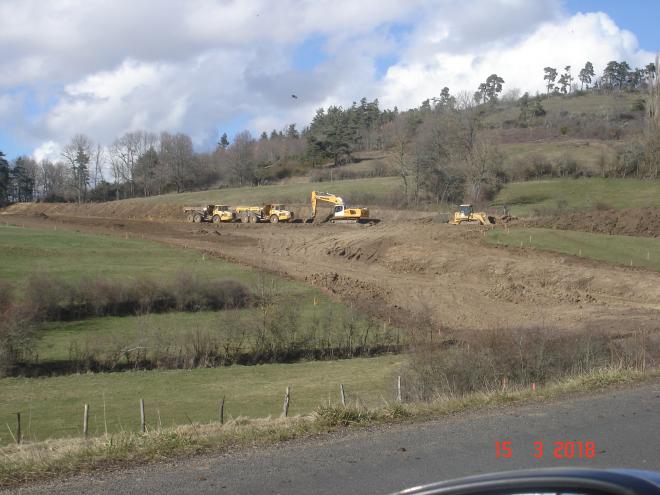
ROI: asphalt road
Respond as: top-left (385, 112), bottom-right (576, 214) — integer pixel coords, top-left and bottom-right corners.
top-left (13, 379), bottom-right (660, 495)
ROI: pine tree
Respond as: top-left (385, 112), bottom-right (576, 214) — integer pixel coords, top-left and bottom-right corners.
top-left (0, 151), bottom-right (10, 205)
top-left (218, 132), bottom-right (230, 149)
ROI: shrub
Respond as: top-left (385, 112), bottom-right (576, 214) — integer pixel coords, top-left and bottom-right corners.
top-left (0, 282), bottom-right (36, 376)
top-left (400, 326), bottom-right (656, 401)
top-left (18, 271), bottom-right (253, 322)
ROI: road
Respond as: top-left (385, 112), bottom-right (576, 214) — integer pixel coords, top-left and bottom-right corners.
top-left (13, 379), bottom-right (660, 495)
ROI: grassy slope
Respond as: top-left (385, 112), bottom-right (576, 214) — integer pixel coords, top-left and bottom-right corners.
top-left (124, 176), bottom-right (402, 206)
top-left (491, 178), bottom-right (660, 216)
top-left (483, 92), bottom-right (640, 125)
top-left (499, 139), bottom-right (615, 171)
top-left (0, 355), bottom-right (403, 444)
top-left (487, 227), bottom-right (660, 271)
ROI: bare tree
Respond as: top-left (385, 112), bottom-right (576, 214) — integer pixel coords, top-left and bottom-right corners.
top-left (646, 53), bottom-right (660, 178)
top-left (385, 116), bottom-right (414, 199)
top-left (229, 131), bottom-right (256, 186)
top-left (90, 144), bottom-right (105, 189)
top-left (110, 130), bottom-right (156, 197)
top-left (61, 134), bottom-right (93, 203)
top-left (160, 132), bottom-right (195, 193)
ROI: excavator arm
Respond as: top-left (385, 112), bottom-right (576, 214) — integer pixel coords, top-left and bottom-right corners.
top-left (311, 191), bottom-right (344, 219)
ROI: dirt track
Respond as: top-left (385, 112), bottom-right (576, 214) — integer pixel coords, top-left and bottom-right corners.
top-left (3, 205), bottom-right (660, 333)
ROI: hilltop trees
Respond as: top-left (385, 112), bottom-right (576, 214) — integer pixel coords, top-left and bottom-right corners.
top-left (544, 67), bottom-right (558, 94)
top-left (474, 74), bottom-right (505, 104)
top-left (579, 62), bottom-right (595, 89)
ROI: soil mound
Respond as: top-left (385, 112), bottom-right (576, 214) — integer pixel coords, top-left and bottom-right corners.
top-left (530, 207), bottom-right (660, 237)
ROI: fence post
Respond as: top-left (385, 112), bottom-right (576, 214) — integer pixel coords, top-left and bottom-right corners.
top-left (139, 398), bottom-right (146, 433)
top-left (397, 376), bottom-right (402, 403)
top-left (283, 386), bottom-right (291, 418)
top-left (219, 396), bottom-right (225, 425)
top-left (16, 412), bottom-right (21, 445)
top-left (340, 384), bottom-right (346, 407)
top-left (83, 404), bottom-right (89, 439)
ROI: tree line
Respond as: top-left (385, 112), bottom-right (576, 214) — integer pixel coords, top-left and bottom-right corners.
top-left (543, 60), bottom-right (656, 94)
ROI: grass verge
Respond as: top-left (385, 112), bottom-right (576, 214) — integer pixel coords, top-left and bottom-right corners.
top-left (486, 227), bottom-right (660, 271)
top-left (1, 366), bottom-right (655, 489)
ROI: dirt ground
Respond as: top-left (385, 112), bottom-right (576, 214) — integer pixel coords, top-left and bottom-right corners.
top-left (2, 204), bottom-right (660, 335)
top-left (528, 207), bottom-right (660, 237)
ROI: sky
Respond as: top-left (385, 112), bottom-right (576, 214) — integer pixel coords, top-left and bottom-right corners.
top-left (0, 0), bottom-right (657, 162)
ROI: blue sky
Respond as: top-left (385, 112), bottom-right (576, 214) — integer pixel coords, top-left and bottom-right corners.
top-left (565, 0), bottom-right (658, 51)
top-left (0, 0), bottom-right (656, 163)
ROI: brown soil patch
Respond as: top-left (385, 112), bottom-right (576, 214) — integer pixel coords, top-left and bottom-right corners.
top-left (529, 207), bottom-right (660, 237)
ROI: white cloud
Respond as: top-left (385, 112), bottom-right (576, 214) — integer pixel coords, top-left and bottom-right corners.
top-left (0, 0), bottom-right (654, 159)
top-left (380, 10), bottom-right (652, 109)
top-left (33, 140), bottom-right (61, 162)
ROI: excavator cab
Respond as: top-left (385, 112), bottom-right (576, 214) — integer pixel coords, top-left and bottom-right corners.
top-left (459, 204), bottom-right (473, 217)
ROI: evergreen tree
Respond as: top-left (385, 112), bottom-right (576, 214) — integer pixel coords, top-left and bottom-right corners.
top-left (0, 151), bottom-right (9, 205)
top-left (578, 61), bottom-right (595, 89)
top-left (543, 67), bottom-right (558, 94)
top-left (218, 132), bottom-right (230, 149)
top-left (11, 156), bottom-right (36, 202)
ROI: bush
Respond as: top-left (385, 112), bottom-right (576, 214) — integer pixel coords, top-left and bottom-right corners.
top-left (401, 326), bottom-right (656, 401)
top-left (0, 282), bottom-right (36, 376)
top-left (19, 271), bottom-right (253, 322)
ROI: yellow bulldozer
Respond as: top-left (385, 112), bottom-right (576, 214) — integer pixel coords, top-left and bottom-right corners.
top-left (449, 204), bottom-right (496, 225)
top-left (310, 191), bottom-right (369, 223)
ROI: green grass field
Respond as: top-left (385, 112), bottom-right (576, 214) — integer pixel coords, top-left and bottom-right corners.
top-left (1, 224), bottom-right (391, 365)
top-left (491, 178), bottom-right (660, 216)
top-left (0, 355), bottom-right (403, 445)
top-left (487, 227), bottom-right (660, 271)
top-left (124, 176), bottom-right (402, 206)
top-left (0, 224), bottom-right (261, 287)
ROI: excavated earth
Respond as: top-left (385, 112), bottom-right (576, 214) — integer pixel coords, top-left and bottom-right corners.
top-left (2, 203), bottom-right (660, 335)
top-left (527, 207), bottom-right (660, 237)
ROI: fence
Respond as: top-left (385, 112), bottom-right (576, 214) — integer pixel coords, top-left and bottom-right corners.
top-left (5, 376), bottom-right (415, 445)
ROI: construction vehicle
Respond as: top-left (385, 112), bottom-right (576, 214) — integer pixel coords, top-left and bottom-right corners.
top-left (184, 205), bottom-right (235, 223)
top-left (310, 191), bottom-right (369, 223)
top-left (449, 204), bottom-right (496, 225)
top-left (234, 204), bottom-right (293, 224)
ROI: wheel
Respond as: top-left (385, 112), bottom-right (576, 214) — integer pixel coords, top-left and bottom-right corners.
top-left (193, 214), bottom-right (202, 223)
top-left (240, 212), bottom-right (250, 223)
top-left (249, 213), bottom-right (258, 223)
top-left (212, 215), bottom-right (220, 224)
top-left (270, 215), bottom-right (279, 224)
top-left (187, 214), bottom-right (194, 223)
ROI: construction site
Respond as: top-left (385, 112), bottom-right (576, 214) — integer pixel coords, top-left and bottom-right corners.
top-left (3, 189), bottom-right (659, 336)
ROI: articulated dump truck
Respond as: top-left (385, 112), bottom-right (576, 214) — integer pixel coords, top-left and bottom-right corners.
top-left (183, 205), bottom-right (235, 223)
top-left (234, 204), bottom-right (293, 224)
top-left (184, 204), bottom-right (294, 224)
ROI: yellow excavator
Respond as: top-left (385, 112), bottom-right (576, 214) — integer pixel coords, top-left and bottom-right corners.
top-left (449, 204), bottom-right (496, 225)
top-left (310, 191), bottom-right (369, 223)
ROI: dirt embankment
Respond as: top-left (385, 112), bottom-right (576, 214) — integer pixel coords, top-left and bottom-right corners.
top-left (1, 202), bottom-right (434, 225)
top-left (528, 207), bottom-right (660, 237)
